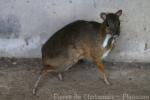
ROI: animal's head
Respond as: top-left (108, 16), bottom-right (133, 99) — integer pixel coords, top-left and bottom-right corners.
top-left (100, 10), bottom-right (122, 48)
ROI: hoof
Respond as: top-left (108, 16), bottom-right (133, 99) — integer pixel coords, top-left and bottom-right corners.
top-left (104, 78), bottom-right (111, 85)
top-left (58, 73), bottom-right (64, 81)
top-left (103, 74), bottom-right (111, 85)
top-left (32, 88), bottom-right (36, 95)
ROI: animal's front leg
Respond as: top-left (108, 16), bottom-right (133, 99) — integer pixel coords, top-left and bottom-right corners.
top-left (95, 61), bottom-right (111, 85)
top-left (109, 38), bottom-right (117, 49)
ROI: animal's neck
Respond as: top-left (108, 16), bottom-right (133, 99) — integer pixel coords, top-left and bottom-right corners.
top-left (100, 23), bottom-right (107, 41)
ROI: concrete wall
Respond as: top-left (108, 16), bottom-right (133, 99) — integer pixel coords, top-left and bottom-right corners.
top-left (0, 0), bottom-right (150, 62)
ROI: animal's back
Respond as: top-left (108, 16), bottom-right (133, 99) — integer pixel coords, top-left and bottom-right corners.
top-left (42, 20), bottom-right (102, 61)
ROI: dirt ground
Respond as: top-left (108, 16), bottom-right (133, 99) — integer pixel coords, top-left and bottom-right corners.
top-left (0, 58), bottom-right (150, 100)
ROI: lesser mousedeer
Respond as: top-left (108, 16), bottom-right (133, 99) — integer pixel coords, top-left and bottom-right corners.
top-left (33, 10), bottom-right (122, 94)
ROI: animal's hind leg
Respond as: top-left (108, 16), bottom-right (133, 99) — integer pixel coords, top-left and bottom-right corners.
top-left (32, 65), bottom-right (55, 95)
top-left (58, 73), bottom-right (64, 81)
top-left (57, 57), bottom-right (79, 81)
top-left (95, 61), bottom-right (110, 85)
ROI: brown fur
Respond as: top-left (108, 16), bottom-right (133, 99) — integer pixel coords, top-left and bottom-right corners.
top-left (33, 10), bottom-right (122, 95)
top-left (42, 21), bottom-right (108, 71)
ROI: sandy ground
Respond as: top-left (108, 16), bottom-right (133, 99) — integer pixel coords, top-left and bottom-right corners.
top-left (0, 58), bottom-right (150, 100)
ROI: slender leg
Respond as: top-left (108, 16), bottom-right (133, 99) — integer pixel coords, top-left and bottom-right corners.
top-left (96, 62), bottom-right (110, 85)
top-left (32, 65), bottom-right (55, 95)
top-left (58, 73), bottom-right (64, 81)
top-left (33, 74), bottom-right (43, 95)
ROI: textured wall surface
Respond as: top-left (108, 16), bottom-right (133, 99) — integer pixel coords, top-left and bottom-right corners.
top-left (0, 0), bottom-right (150, 62)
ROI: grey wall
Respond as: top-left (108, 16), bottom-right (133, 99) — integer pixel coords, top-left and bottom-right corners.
top-left (0, 0), bottom-right (150, 62)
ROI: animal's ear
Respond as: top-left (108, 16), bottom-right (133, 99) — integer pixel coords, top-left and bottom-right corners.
top-left (100, 12), bottom-right (107, 20)
top-left (115, 9), bottom-right (122, 17)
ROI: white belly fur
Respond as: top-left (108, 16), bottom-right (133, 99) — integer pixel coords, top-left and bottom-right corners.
top-left (102, 37), bottom-right (116, 59)
top-left (102, 34), bottom-right (112, 48)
